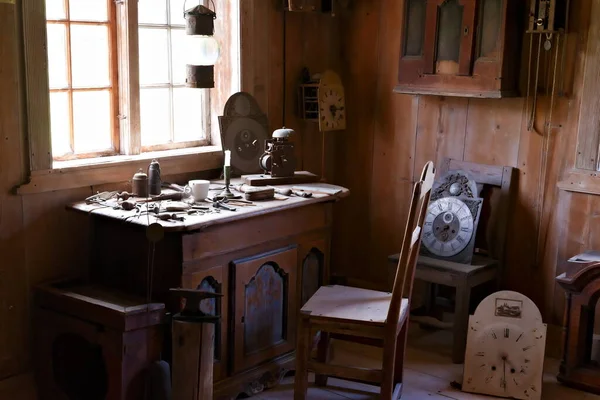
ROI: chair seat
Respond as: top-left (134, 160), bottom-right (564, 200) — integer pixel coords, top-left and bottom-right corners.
top-left (300, 285), bottom-right (409, 326)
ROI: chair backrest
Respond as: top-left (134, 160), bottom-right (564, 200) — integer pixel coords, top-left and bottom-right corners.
top-left (439, 158), bottom-right (516, 266)
top-left (386, 161), bottom-right (435, 326)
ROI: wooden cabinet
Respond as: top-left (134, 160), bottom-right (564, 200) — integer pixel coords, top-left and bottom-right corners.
top-left (232, 247), bottom-right (297, 373)
top-left (394, 0), bottom-right (523, 98)
top-left (74, 193), bottom-right (345, 400)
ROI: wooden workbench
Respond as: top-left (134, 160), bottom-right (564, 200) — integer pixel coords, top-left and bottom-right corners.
top-left (68, 181), bottom-right (349, 399)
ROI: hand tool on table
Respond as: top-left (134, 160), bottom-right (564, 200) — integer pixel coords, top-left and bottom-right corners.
top-left (212, 198), bottom-right (237, 211)
top-left (156, 213), bottom-right (185, 222)
top-left (137, 192), bottom-right (186, 202)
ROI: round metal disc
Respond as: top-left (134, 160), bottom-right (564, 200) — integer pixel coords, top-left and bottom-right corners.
top-left (146, 223), bottom-right (165, 243)
top-left (223, 117), bottom-right (269, 174)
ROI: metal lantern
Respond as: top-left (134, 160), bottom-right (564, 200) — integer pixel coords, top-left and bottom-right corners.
top-left (184, 1), bottom-right (220, 88)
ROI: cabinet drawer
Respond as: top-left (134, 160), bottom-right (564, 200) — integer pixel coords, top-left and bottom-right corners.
top-left (182, 265), bottom-right (228, 381)
top-left (182, 204), bottom-right (329, 261)
top-left (232, 246), bottom-right (298, 373)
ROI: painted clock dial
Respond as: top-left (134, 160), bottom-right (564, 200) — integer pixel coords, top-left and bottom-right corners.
top-left (319, 86), bottom-right (346, 131)
top-left (463, 291), bottom-right (547, 400)
top-left (464, 321), bottom-right (543, 399)
top-left (422, 197), bottom-right (474, 257)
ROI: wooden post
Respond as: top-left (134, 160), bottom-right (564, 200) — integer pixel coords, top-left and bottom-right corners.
top-left (172, 320), bottom-right (215, 400)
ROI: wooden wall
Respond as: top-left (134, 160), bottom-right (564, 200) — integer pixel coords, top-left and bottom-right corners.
top-left (3, 0), bottom-right (599, 393)
top-left (0, 0), bottom-right (338, 393)
top-left (330, 0), bottom-right (592, 330)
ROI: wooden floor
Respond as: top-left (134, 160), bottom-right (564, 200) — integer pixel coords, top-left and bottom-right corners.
top-left (255, 326), bottom-right (600, 400)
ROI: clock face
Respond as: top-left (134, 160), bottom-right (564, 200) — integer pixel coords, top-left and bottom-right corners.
top-left (464, 321), bottom-right (545, 399)
top-left (319, 86), bottom-right (346, 131)
top-left (422, 197), bottom-right (474, 257)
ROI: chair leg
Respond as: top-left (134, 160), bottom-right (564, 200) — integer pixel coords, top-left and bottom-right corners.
top-left (453, 281), bottom-right (471, 364)
top-left (394, 321), bottom-right (409, 389)
top-left (380, 334), bottom-right (397, 400)
top-left (294, 316), bottom-right (311, 400)
top-left (314, 331), bottom-right (330, 387)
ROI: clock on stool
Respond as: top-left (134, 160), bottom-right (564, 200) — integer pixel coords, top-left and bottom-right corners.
top-left (420, 170), bottom-right (483, 264)
top-left (462, 290), bottom-right (547, 400)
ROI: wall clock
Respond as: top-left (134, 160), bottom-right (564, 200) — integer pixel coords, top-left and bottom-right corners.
top-left (317, 70), bottom-right (346, 132)
top-left (218, 92), bottom-right (270, 175)
top-left (462, 290), bottom-right (547, 400)
top-left (420, 196), bottom-right (482, 264)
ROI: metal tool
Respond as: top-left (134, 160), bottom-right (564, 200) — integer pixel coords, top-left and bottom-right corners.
top-left (212, 198), bottom-right (237, 212)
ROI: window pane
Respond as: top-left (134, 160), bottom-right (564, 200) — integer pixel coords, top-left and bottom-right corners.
top-left (49, 92), bottom-right (71, 156)
top-left (69, 0), bottom-right (108, 22)
top-left (46, 24), bottom-right (69, 89)
top-left (46, 0), bottom-right (66, 20)
top-left (139, 28), bottom-right (170, 85)
top-left (140, 88), bottom-right (171, 145)
top-left (139, 0), bottom-right (167, 24)
top-left (170, 0), bottom-right (187, 26)
top-left (72, 90), bottom-right (112, 153)
top-left (171, 29), bottom-right (187, 85)
top-left (173, 88), bottom-right (204, 142)
top-left (71, 25), bottom-right (110, 88)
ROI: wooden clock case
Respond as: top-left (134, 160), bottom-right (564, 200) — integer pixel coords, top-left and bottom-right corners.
top-left (556, 260), bottom-right (600, 395)
top-left (395, 0), bottom-right (524, 98)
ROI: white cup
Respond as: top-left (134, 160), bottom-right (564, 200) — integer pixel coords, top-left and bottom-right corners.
top-left (186, 180), bottom-right (210, 202)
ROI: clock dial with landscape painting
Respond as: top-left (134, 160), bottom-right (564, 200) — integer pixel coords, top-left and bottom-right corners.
top-left (463, 291), bottom-right (547, 400)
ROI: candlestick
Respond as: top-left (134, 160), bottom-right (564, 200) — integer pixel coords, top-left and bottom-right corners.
top-left (224, 150), bottom-right (231, 167)
top-left (218, 164), bottom-right (236, 199)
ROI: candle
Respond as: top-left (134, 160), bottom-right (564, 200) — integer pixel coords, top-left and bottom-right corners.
top-left (224, 150), bottom-right (231, 167)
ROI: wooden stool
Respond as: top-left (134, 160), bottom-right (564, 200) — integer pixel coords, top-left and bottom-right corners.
top-left (170, 289), bottom-right (222, 400)
top-left (34, 279), bottom-right (165, 400)
top-left (388, 253), bottom-right (499, 363)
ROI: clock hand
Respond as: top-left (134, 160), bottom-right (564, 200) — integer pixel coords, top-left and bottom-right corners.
top-left (502, 356), bottom-right (507, 391)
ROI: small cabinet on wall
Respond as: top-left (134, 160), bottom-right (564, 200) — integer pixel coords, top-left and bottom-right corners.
top-left (395, 0), bottom-right (523, 98)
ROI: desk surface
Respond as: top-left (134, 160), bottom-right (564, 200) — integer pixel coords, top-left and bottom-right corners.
top-left (68, 179), bottom-right (349, 232)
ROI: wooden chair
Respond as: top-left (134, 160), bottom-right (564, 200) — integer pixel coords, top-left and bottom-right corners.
top-left (294, 161), bottom-right (436, 400)
top-left (388, 158), bottom-right (516, 364)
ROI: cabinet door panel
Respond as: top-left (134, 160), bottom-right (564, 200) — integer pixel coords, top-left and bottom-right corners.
top-left (183, 266), bottom-right (228, 381)
top-left (299, 239), bottom-right (328, 308)
top-left (233, 247), bottom-right (297, 373)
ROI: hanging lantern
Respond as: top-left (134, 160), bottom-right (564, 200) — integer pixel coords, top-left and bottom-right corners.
top-left (184, 1), bottom-right (220, 88)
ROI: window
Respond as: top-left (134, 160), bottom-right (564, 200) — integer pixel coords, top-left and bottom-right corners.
top-left (138, 0), bottom-right (209, 152)
top-left (46, 0), bottom-right (118, 160)
top-left (557, 0), bottom-right (600, 195)
top-left (39, 0), bottom-right (229, 163)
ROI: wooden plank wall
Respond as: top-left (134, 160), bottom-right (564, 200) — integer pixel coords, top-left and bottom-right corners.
top-left (330, 0), bottom-right (593, 328)
top-left (0, 0), bottom-right (339, 391)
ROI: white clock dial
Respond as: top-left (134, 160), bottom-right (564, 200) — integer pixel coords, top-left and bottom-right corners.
top-left (422, 197), bottom-right (474, 257)
top-left (464, 321), bottom-right (544, 398)
top-left (319, 87), bottom-right (345, 131)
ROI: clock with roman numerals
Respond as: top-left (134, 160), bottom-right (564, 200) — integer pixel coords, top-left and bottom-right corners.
top-left (462, 291), bottom-right (547, 400)
top-left (420, 196), bottom-right (482, 264)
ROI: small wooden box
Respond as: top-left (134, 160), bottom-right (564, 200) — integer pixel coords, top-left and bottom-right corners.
top-left (34, 279), bottom-right (165, 400)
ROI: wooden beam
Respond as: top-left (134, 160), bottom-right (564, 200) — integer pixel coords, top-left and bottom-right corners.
top-left (22, 0), bottom-right (53, 171)
top-left (117, 0), bottom-right (141, 155)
